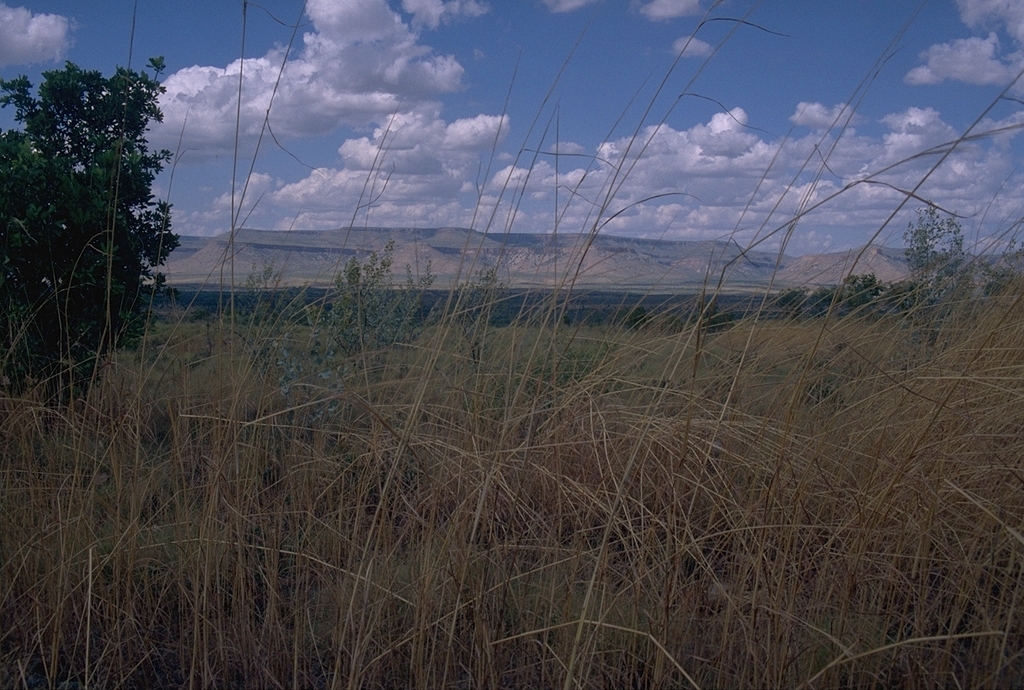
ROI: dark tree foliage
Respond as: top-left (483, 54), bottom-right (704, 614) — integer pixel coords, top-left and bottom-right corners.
top-left (0, 60), bottom-right (177, 390)
top-left (904, 206), bottom-right (969, 306)
top-left (904, 207), bottom-right (966, 283)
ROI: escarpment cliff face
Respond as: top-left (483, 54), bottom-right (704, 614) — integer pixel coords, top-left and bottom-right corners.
top-left (163, 226), bottom-right (912, 291)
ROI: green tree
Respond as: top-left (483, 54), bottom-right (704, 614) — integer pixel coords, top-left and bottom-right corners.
top-left (771, 287), bottom-right (808, 318)
top-left (0, 60), bottom-right (176, 390)
top-left (904, 206), bottom-right (968, 305)
top-left (273, 241), bottom-right (433, 399)
top-left (619, 304), bottom-right (649, 330)
top-left (803, 285), bottom-right (839, 317)
top-left (978, 239), bottom-right (1023, 296)
top-left (323, 240), bottom-right (433, 358)
top-left (839, 273), bottom-right (885, 310)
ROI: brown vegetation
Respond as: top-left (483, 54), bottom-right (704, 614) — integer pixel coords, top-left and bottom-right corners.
top-left (2, 285), bottom-right (1023, 688)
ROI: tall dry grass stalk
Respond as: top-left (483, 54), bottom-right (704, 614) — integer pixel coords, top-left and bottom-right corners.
top-left (2, 289), bottom-right (1024, 687)
top-left (3, 6), bottom-right (1024, 689)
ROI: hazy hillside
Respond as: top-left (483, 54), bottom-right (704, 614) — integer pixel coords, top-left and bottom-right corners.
top-left (162, 227), bottom-right (912, 291)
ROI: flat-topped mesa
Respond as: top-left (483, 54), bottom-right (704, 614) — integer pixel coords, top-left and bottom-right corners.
top-left (161, 226), bottom-right (912, 290)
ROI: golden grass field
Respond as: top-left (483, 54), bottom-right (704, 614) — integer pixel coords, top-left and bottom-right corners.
top-left (4, 4), bottom-right (1024, 684)
top-left (2, 283), bottom-right (1023, 688)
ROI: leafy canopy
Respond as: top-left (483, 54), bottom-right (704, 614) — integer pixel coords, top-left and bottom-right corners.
top-left (0, 60), bottom-right (177, 390)
top-left (903, 206), bottom-right (968, 302)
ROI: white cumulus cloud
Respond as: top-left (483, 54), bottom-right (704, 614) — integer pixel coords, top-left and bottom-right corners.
top-left (905, 33), bottom-right (1022, 86)
top-left (672, 35), bottom-right (712, 58)
top-left (908, 2), bottom-right (1024, 89)
top-left (178, 95), bottom-right (1024, 253)
top-left (401, 0), bottom-right (488, 29)
top-left (790, 102), bottom-right (854, 130)
top-left (637, 0), bottom-right (702, 21)
top-left (445, 113), bottom-right (509, 149)
top-left (957, 0), bottom-right (1024, 43)
top-left (0, 3), bottom-right (71, 68)
top-left (265, 106), bottom-right (509, 226)
top-left (154, 0), bottom-right (467, 156)
top-left (540, 0), bottom-right (601, 13)
top-left (466, 104), bottom-right (1024, 253)
top-left (879, 106), bottom-right (959, 162)
top-left (305, 0), bottom-right (402, 44)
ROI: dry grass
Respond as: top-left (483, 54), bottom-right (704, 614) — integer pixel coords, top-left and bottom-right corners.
top-left (2, 286), bottom-right (1023, 689)
top-left (4, 5), bottom-right (1024, 685)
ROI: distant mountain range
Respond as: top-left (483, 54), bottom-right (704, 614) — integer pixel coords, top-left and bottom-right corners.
top-left (162, 227), bottom-right (913, 291)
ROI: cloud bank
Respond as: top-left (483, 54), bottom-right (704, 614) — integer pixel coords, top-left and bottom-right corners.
top-left (907, 0), bottom-right (1024, 89)
top-left (155, 0), bottom-right (470, 156)
top-left (156, 0), bottom-right (1024, 255)
top-left (0, 3), bottom-right (71, 68)
top-left (203, 96), bottom-right (1024, 255)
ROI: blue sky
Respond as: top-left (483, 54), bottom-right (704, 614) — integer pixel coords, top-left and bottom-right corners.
top-left (2, 0), bottom-right (1024, 254)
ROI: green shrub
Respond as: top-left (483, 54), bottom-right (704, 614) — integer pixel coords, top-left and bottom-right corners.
top-left (0, 60), bottom-right (176, 392)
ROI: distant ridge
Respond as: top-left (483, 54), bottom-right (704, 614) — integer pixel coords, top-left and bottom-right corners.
top-left (163, 227), bottom-right (911, 291)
